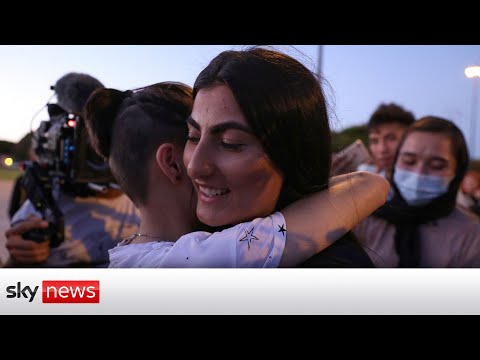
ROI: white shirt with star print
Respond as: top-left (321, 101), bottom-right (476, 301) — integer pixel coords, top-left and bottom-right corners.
top-left (108, 212), bottom-right (287, 268)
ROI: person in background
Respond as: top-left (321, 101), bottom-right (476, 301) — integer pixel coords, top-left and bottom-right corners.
top-left (359, 103), bottom-right (416, 177)
top-left (331, 103), bottom-right (415, 177)
top-left (3, 72), bottom-right (140, 267)
top-left (472, 187), bottom-right (480, 216)
top-left (354, 116), bottom-right (480, 267)
top-left (456, 170), bottom-right (480, 217)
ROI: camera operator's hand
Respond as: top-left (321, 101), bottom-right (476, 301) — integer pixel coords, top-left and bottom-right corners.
top-left (5, 216), bottom-right (50, 265)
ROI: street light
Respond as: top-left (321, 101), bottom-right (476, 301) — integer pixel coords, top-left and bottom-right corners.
top-left (465, 65), bottom-right (480, 159)
top-left (317, 45), bottom-right (323, 78)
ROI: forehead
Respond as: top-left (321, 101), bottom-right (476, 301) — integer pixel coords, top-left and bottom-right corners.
top-left (400, 131), bottom-right (453, 159)
top-left (465, 172), bottom-right (480, 183)
top-left (369, 123), bottom-right (408, 137)
top-left (191, 85), bottom-right (247, 127)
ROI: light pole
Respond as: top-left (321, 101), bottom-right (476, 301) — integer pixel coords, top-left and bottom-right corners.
top-left (465, 65), bottom-right (480, 158)
top-left (317, 45), bottom-right (323, 78)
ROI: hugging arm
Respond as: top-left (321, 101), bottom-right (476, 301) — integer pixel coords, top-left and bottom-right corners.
top-left (279, 171), bottom-right (390, 267)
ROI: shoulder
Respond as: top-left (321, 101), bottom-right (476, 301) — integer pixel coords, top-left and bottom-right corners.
top-left (355, 214), bottom-right (391, 232)
top-left (441, 207), bottom-right (480, 228)
top-left (434, 207), bottom-right (480, 242)
top-left (109, 241), bottom-right (171, 268)
top-left (175, 212), bottom-right (285, 251)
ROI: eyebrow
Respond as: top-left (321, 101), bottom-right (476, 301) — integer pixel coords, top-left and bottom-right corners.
top-left (186, 116), bottom-right (253, 135)
top-left (400, 151), bottom-right (449, 163)
top-left (369, 131), bottom-right (395, 138)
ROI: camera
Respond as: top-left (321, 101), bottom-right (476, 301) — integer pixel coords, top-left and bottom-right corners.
top-left (19, 104), bottom-right (115, 247)
top-left (11, 72), bottom-right (111, 248)
top-left (31, 103), bottom-right (116, 188)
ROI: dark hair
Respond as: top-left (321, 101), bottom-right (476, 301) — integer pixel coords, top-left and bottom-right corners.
top-left (84, 82), bottom-right (193, 206)
top-left (193, 47), bottom-right (331, 210)
top-left (394, 115), bottom-right (469, 196)
top-left (368, 103), bottom-right (415, 131)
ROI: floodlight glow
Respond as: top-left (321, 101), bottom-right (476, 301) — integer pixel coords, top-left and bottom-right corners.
top-left (465, 66), bottom-right (480, 78)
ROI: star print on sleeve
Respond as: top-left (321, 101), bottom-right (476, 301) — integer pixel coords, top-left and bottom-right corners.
top-left (278, 224), bottom-right (286, 236)
top-left (239, 228), bottom-right (259, 250)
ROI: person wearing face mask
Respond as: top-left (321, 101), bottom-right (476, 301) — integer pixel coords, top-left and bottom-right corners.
top-left (353, 116), bottom-right (480, 267)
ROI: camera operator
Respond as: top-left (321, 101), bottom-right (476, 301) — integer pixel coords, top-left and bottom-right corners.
top-left (3, 72), bottom-right (140, 267)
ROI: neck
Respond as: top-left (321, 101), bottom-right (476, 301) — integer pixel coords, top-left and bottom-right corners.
top-left (137, 198), bottom-right (195, 243)
top-left (134, 165), bottom-right (197, 243)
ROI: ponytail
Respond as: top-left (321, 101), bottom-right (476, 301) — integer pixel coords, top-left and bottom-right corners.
top-left (84, 89), bottom-right (132, 159)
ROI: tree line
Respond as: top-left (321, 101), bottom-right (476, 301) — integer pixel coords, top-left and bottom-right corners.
top-left (0, 133), bottom-right (32, 161)
top-left (2, 128), bottom-right (479, 171)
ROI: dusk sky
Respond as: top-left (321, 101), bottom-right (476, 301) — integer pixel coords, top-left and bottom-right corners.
top-left (1, 45), bottom-right (479, 157)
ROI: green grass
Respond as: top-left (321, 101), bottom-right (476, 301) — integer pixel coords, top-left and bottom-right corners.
top-left (0, 168), bottom-right (21, 181)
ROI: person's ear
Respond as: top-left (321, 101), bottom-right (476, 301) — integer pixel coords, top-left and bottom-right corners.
top-left (155, 143), bottom-right (183, 185)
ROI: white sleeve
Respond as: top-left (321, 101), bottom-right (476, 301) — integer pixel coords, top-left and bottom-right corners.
top-left (159, 211), bottom-right (286, 268)
top-left (233, 211), bottom-right (286, 267)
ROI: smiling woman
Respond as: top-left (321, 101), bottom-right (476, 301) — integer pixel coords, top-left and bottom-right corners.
top-left (184, 85), bottom-right (283, 227)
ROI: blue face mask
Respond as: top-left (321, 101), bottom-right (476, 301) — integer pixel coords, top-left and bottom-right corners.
top-left (393, 167), bottom-right (454, 206)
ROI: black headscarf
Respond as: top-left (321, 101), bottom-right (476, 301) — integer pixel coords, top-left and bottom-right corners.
top-left (373, 180), bottom-right (457, 267)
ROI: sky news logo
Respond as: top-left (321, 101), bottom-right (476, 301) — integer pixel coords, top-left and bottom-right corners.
top-left (6, 281), bottom-right (100, 303)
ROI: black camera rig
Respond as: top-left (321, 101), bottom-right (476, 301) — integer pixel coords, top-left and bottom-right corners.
top-left (19, 161), bottom-right (64, 247)
top-left (32, 103), bottom-right (115, 188)
top-left (14, 104), bottom-right (116, 247)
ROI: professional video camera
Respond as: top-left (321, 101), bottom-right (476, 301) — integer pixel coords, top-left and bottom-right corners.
top-left (15, 72), bottom-right (116, 247)
top-left (31, 102), bottom-right (116, 190)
